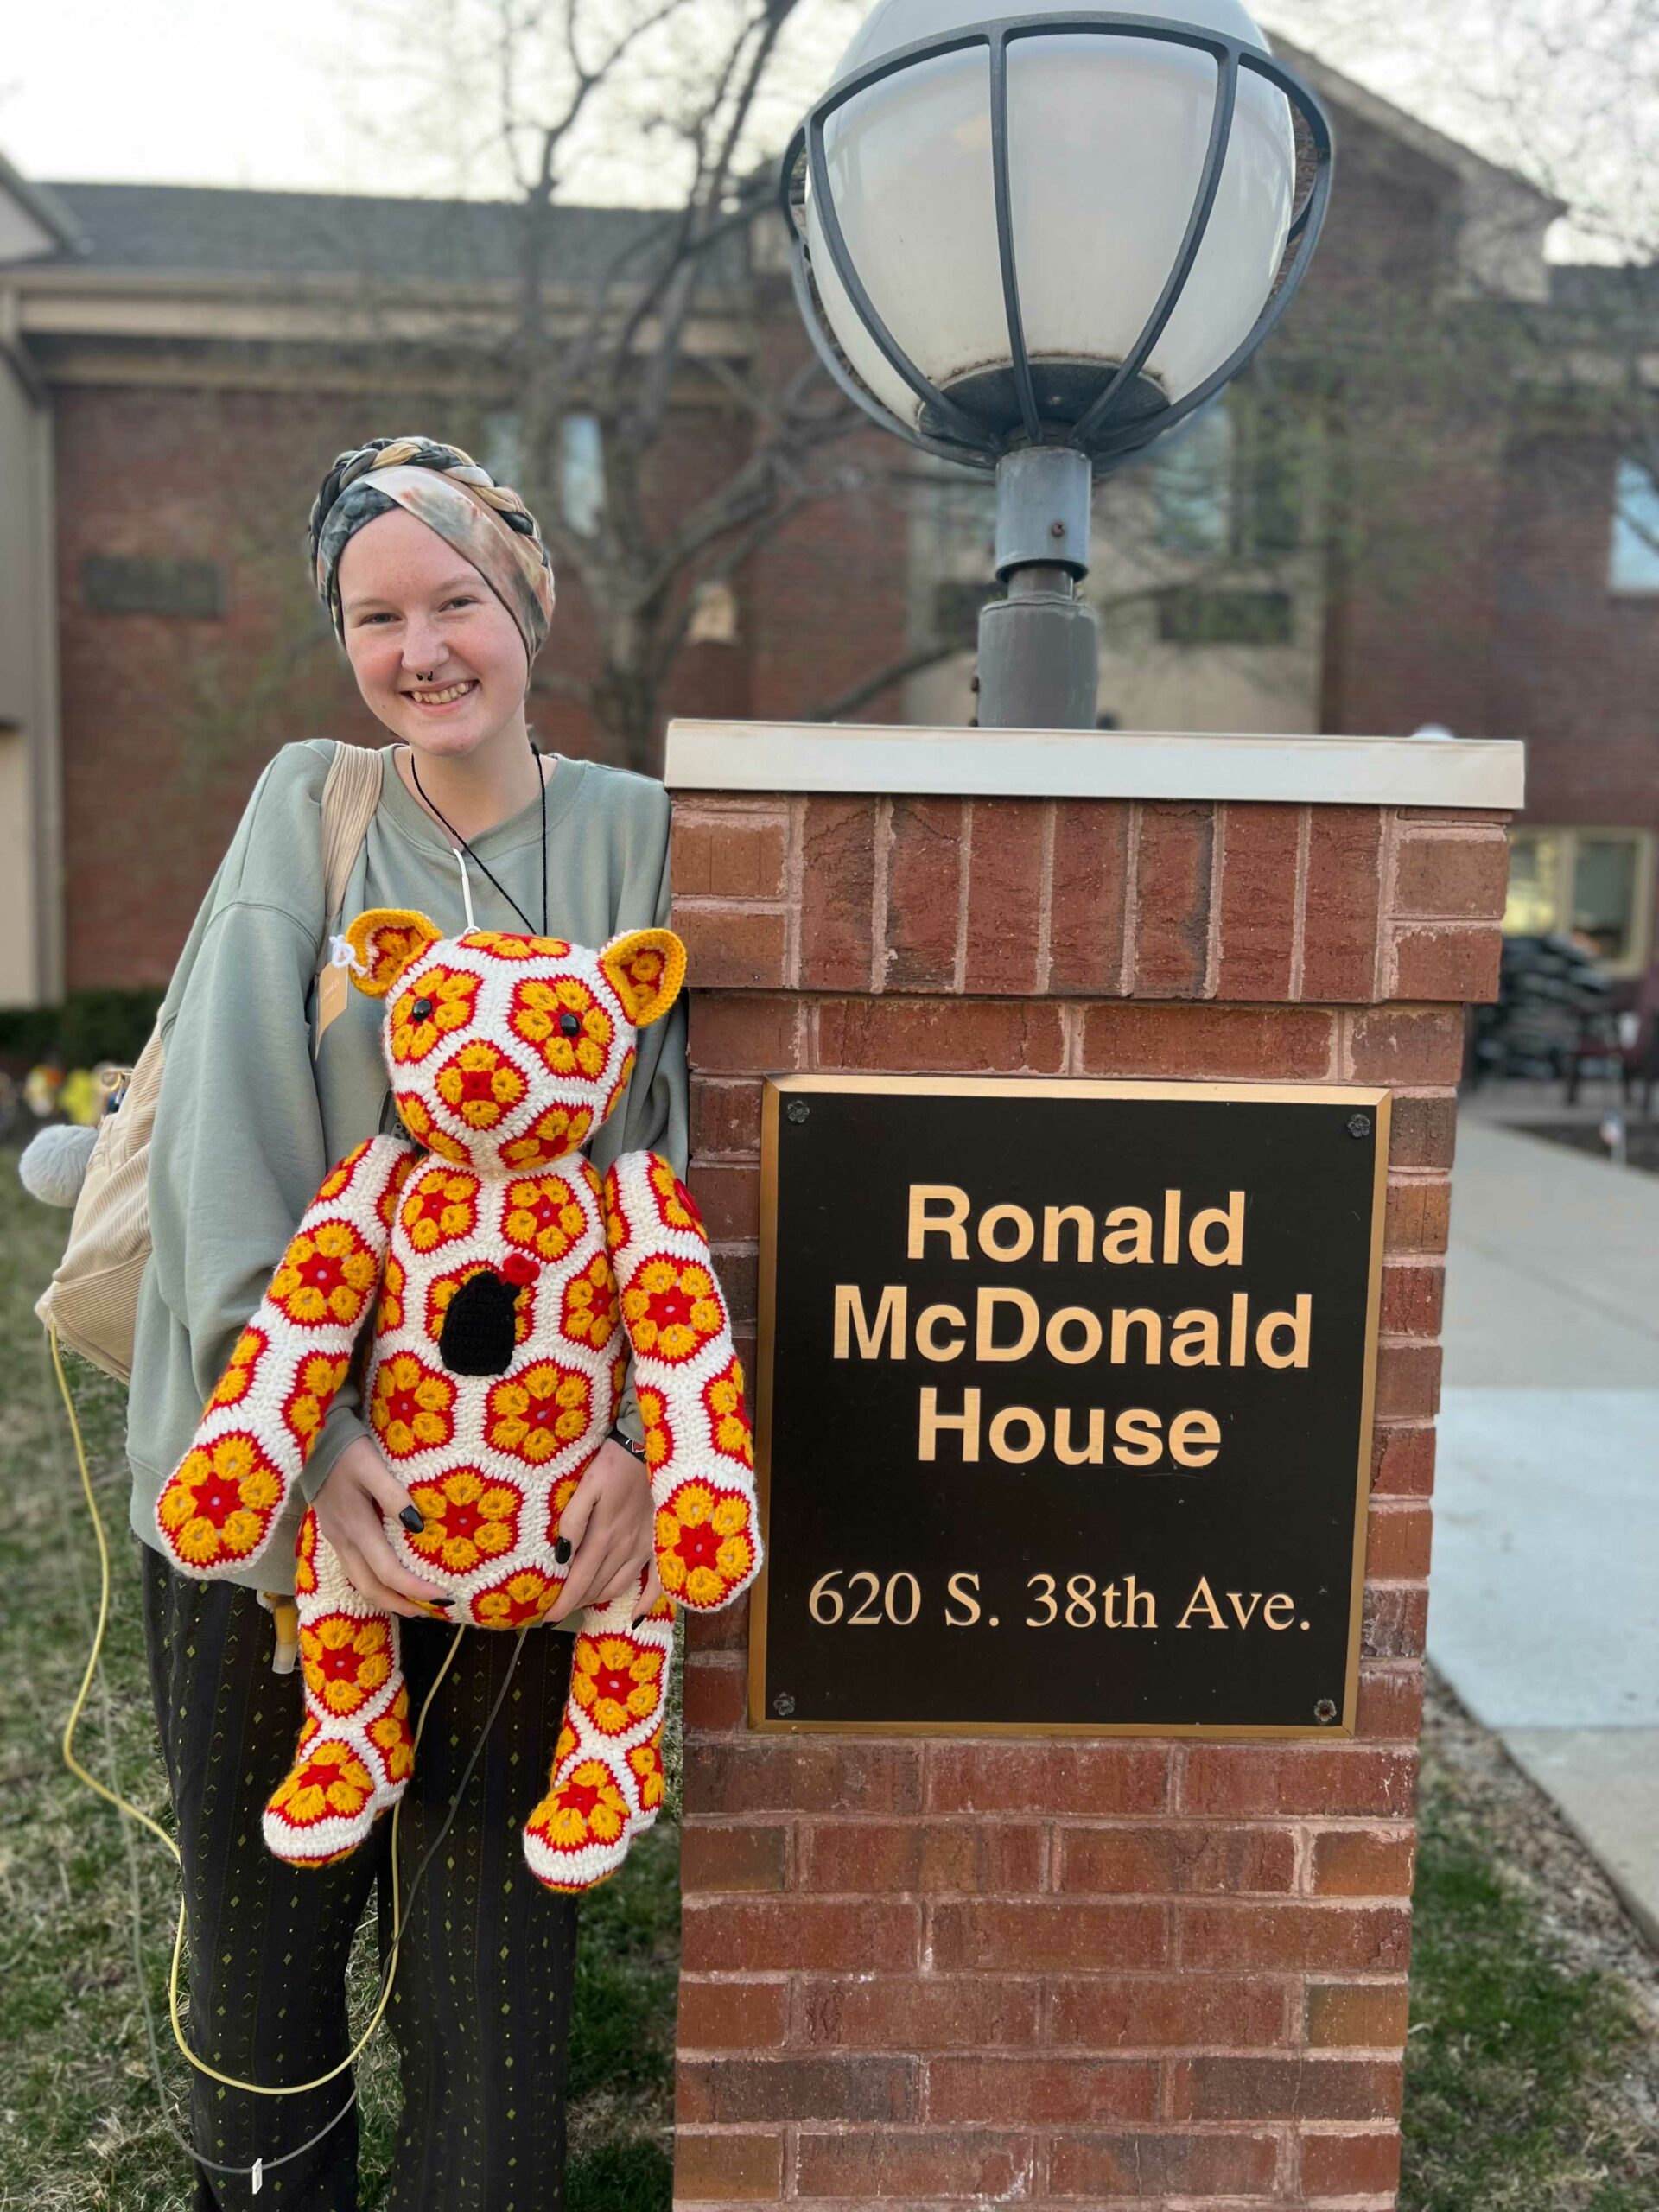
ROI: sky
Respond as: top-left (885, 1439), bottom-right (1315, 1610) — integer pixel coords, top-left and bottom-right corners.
top-left (1, 0), bottom-right (1648, 258)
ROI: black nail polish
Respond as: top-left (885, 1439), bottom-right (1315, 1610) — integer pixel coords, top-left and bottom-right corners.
top-left (553, 1536), bottom-right (572, 1566)
top-left (400, 1504), bottom-right (424, 1533)
top-left (428, 1594), bottom-right (454, 1607)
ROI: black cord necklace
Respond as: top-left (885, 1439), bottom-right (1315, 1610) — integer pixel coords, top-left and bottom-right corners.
top-left (404, 734), bottom-right (549, 938)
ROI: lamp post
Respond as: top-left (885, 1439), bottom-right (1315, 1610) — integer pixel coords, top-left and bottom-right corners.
top-left (779, 0), bottom-right (1334, 729)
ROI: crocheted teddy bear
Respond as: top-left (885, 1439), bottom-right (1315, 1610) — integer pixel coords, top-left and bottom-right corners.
top-left (152, 909), bottom-right (760, 1893)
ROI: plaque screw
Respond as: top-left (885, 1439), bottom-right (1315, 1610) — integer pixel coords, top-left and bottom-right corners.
top-left (1347, 1114), bottom-right (1372, 1139)
top-left (785, 1101), bottom-right (810, 1125)
top-left (772, 1692), bottom-right (796, 1717)
top-left (1313, 1697), bottom-right (1338, 1724)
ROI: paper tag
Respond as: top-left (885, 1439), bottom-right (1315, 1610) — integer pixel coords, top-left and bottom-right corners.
top-left (313, 960), bottom-right (347, 1058)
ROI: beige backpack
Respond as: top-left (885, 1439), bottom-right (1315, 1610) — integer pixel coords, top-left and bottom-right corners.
top-left (35, 741), bottom-right (385, 1382)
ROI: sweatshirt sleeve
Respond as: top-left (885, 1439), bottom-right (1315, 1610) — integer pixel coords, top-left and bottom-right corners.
top-left (147, 881), bottom-right (374, 1504)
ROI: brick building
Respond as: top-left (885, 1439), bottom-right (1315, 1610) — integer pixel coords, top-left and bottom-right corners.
top-left (0, 41), bottom-right (1654, 1008)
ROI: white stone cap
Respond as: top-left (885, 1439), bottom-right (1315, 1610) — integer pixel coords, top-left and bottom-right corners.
top-left (664, 719), bottom-right (1526, 810)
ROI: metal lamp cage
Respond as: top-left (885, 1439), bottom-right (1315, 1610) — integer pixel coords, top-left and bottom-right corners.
top-left (779, 12), bottom-right (1336, 477)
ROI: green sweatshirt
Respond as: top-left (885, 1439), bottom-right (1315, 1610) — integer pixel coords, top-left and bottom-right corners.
top-left (124, 737), bottom-right (689, 1599)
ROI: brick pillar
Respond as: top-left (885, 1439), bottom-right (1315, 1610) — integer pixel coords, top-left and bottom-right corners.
top-left (665, 732), bottom-right (1516, 2210)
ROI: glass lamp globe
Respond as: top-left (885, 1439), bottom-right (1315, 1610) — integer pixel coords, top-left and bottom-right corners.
top-left (803, 0), bottom-right (1301, 456)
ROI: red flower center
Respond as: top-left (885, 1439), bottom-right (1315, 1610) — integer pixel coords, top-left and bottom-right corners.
top-left (560, 1775), bottom-right (605, 1820)
top-left (650, 1284), bottom-right (693, 1330)
top-left (677, 1520), bottom-right (720, 1570)
top-left (194, 1475), bottom-right (241, 1527)
top-left (594, 1665), bottom-right (635, 1706)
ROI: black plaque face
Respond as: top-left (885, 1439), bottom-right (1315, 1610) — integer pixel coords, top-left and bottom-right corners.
top-left (750, 1077), bottom-right (1388, 1737)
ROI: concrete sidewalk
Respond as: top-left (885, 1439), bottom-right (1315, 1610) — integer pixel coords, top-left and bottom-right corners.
top-left (1434, 1111), bottom-right (1659, 1944)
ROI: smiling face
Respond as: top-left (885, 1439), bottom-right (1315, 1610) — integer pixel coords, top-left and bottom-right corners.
top-left (335, 506), bottom-right (531, 755)
top-left (340, 913), bottom-right (686, 1177)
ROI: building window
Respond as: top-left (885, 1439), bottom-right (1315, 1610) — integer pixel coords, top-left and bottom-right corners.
top-left (560, 414), bottom-right (606, 537)
top-left (1609, 456), bottom-right (1659, 592)
top-left (1149, 388), bottom-right (1306, 565)
top-left (1155, 586), bottom-right (1294, 647)
top-left (1503, 826), bottom-right (1654, 976)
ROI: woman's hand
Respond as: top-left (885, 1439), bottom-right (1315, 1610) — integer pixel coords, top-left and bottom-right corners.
top-left (548, 1438), bottom-right (661, 1625)
top-left (314, 1433), bottom-right (453, 1620)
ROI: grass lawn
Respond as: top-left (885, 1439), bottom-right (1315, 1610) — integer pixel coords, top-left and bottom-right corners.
top-left (3, 1140), bottom-right (1656, 2209)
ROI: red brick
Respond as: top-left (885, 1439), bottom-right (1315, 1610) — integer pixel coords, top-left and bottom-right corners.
top-left (684, 1589), bottom-right (750, 1656)
top-left (925, 1743), bottom-right (1166, 1816)
top-left (678, 1978), bottom-right (790, 2048)
top-left (680, 1823), bottom-right (788, 1893)
top-left (1078, 1003), bottom-right (1334, 1079)
top-left (1300, 2127), bottom-right (1403, 2195)
top-left (1363, 1583), bottom-right (1429, 1660)
top-left (1392, 923), bottom-right (1503, 1002)
top-left (1183, 1746), bottom-right (1416, 1818)
top-left (927, 2054), bottom-right (1158, 2125)
top-left (814, 995), bottom-right (1065, 1072)
top-left (963, 798), bottom-right (1046, 994)
top-left (796, 1975), bottom-right (1041, 2050)
top-left (676, 903), bottom-right (788, 989)
top-left (799, 797), bottom-right (877, 991)
top-left (689, 994), bottom-right (804, 1073)
top-left (686, 1739), bottom-right (922, 1816)
top-left (1046, 1974), bottom-right (1290, 2050)
top-left (1130, 802), bottom-right (1215, 997)
top-left (690, 1075), bottom-right (764, 1158)
top-left (1365, 1504), bottom-right (1433, 1580)
top-left (1355, 1664), bottom-right (1425, 1740)
top-left (1179, 1902), bottom-right (1412, 1973)
top-left (1048, 798), bottom-right (1130, 994)
top-left (672, 809), bottom-right (787, 899)
top-left (1171, 2053), bottom-right (1402, 2120)
top-left (929, 1899), bottom-right (1168, 1972)
top-left (683, 1656), bottom-right (747, 1732)
top-left (687, 1160), bottom-right (760, 1243)
top-left (674, 2129), bottom-right (785, 2200)
top-left (678, 2052), bottom-right (917, 2123)
top-left (1049, 2130), bottom-right (1280, 2197)
top-left (712, 1248), bottom-right (758, 1329)
top-left (1305, 1980), bottom-right (1413, 2047)
top-left (1387, 1090), bottom-right (1459, 1168)
top-left (1217, 802), bottom-right (1300, 1000)
top-left (1375, 1340), bottom-right (1442, 1421)
top-left (1385, 1175), bottom-right (1452, 1254)
top-left (1380, 1258), bottom-right (1445, 1337)
top-left (1300, 807), bottom-right (1383, 1001)
top-left (798, 1819), bottom-right (1046, 1894)
top-left (1055, 1823), bottom-right (1295, 1896)
top-left (793, 2130), bottom-right (1035, 2199)
top-left (682, 1897), bottom-right (921, 1974)
top-left (883, 795), bottom-right (963, 990)
top-left (1393, 830), bottom-right (1510, 919)
top-left (1346, 1006), bottom-right (1467, 1084)
top-left (1311, 1829), bottom-right (1417, 1897)
top-left (1370, 1423), bottom-right (1435, 1497)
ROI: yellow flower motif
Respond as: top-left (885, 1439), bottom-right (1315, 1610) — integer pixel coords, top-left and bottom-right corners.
top-left (623, 1257), bottom-right (721, 1363)
top-left (648, 1154), bottom-right (702, 1236)
top-left (499, 1103), bottom-right (591, 1169)
top-left (319, 1138), bottom-right (373, 1202)
top-left (474, 1567), bottom-right (561, 1627)
top-left (502, 1173), bottom-right (585, 1262)
top-left (302, 1613), bottom-right (394, 1716)
top-left (435, 1039), bottom-right (528, 1131)
top-left (406, 1465), bottom-right (520, 1574)
top-left (271, 1219), bottom-right (378, 1329)
top-left (533, 1758), bottom-right (628, 1849)
top-left (377, 1254), bottom-right (405, 1337)
top-left (269, 1738), bottom-right (374, 1826)
top-left (704, 1361), bottom-right (753, 1468)
top-left (400, 1167), bottom-right (479, 1254)
top-left (459, 930), bottom-right (572, 960)
top-left (485, 1362), bottom-right (592, 1465)
top-left (296, 1510), bottom-right (320, 1596)
top-left (629, 1734), bottom-right (665, 1811)
top-left (638, 1386), bottom-right (671, 1474)
top-left (391, 965), bottom-right (479, 1064)
top-left (209, 1325), bottom-right (264, 1408)
top-left (561, 1253), bottom-right (617, 1349)
top-left (370, 1688), bottom-right (414, 1783)
top-left (284, 1351), bottom-right (350, 1457)
top-left (571, 1636), bottom-right (665, 1736)
top-left (510, 976), bottom-right (613, 1080)
top-left (371, 1352), bottom-right (456, 1459)
top-left (655, 1482), bottom-right (755, 1608)
top-left (157, 1433), bottom-right (283, 1566)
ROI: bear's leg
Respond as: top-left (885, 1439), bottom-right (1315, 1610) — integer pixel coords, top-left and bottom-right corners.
top-left (263, 1510), bottom-right (414, 1866)
top-left (522, 1580), bottom-right (677, 1894)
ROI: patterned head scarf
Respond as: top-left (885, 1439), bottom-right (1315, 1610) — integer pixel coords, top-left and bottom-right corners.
top-left (308, 436), bottom-right (556, 664)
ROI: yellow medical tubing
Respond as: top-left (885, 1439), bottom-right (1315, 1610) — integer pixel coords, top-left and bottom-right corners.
top-left (51, 1319), bottom-right (463, 2098)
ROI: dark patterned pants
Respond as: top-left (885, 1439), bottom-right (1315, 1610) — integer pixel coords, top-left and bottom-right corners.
top-left (141, 1543), bottom-right (580, 2212)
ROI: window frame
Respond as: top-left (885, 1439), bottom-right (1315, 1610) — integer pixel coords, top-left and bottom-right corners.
top-left (1607, 454), bottom-right (1659, 595)
top-left (1503, 823), bottom-right (1656, 979)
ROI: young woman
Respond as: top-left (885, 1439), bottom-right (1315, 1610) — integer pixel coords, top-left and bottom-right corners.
top-left (124, 436), bottom-right (685, 2209)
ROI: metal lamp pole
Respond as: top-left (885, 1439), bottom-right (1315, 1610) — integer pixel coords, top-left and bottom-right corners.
top-left (979, 445), bottom-right (1098, 728)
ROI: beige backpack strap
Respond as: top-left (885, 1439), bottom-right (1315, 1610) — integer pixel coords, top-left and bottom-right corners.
top-left (318, 741), bottom-right (385, 930)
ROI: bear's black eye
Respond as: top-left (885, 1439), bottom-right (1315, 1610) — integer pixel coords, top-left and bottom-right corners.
top-left (411, 995), bottom-right (435, 1023)
top-left (559, 1011), bottom-right (582, 1037)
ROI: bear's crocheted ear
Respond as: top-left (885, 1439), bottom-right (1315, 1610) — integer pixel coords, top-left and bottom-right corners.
top-left (600, 928), bottom-right (686, 1028)
top-left (341, 908), bottom-right (444, 997)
